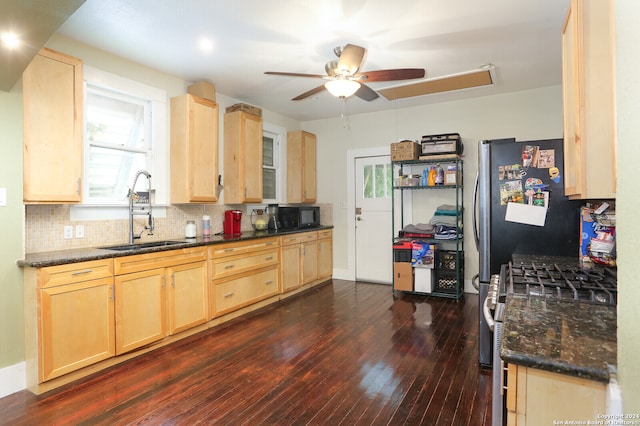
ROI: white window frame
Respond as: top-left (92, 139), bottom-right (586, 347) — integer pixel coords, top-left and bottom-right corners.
top-left (71, 66), bottom-right (168, 221)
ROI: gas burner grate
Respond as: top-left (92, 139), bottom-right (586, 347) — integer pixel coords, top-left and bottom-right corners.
top-left (505, 261), bottom-right (617, 305)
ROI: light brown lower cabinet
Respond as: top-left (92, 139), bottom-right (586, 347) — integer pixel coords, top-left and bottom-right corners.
top-left (113, 248), bottom-right (208, 354)
top-left (24, 231), bottom-right (331, 394)
top-left (24, 259), bottom-right (116, 387)
top-left (210, 237), bottom-right (280, 317)
top-left (317, 229), bottom-right (333, 280)
top-left (167, 262), bottom-right (208, 335)
top-left (114, 268), bottom-right (167, 355)
top-left (505, 363), bottom-right (606, 425)
top-left (38, 277), bottom-right (115, 382)
top-left (213, 267), bottom-right (279, 316)
top-left (280, 231), bottom-right (319, 292)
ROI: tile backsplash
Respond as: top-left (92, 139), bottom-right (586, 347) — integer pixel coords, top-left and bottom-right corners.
top-left (25, 203), bottom-right (333, 253)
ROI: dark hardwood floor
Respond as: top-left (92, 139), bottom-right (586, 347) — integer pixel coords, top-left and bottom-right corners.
top-left (0, 280), bottom-right (492, 425)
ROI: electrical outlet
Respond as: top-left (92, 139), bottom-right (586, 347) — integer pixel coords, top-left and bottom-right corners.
top-left (64, 226), bottom-right (73, 239)
top-left (75, 225), bottom-right (85, 239)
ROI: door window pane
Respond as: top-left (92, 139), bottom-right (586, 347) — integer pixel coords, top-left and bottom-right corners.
top-left (363, 165), bottom-right (373, 198)
top-left (362, 163), bottom-right (391, 199)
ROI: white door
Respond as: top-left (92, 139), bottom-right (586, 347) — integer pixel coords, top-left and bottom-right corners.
top-left (355, 156), bottom-right (393, 284)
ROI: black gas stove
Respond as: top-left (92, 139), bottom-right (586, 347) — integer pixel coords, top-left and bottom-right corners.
top-left (500, 261), bottom-right (618, 306)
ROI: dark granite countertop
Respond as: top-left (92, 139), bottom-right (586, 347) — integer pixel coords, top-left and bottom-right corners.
top-left (500, 296), bottom-right (617, 382)
top-left (18, 226), bottom-right (333, 268)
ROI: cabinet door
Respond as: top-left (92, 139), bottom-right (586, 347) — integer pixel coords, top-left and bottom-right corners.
top-left (287, 131), bottom-right (317, 203)
top-left (223, 111), bottom-right (263, 203)
top-left (561, 1), bottom-right (582, 198)
top-left (167, 261), bottom-right (208, 335)
top-left (114, 269), bottom-right (167, 354)
top-left (243, 113), bottom-right (263, 202)
top-left (301, 240), bottom-right (318, 284)
top-left (509, 365), bottom-right (606, 425)
top-left (281, 244), bottom-right (302, 292)
top-left (170, 94), bottom-right (219, 203)
top-left (562, 0), bottom-right (615, 199)
top-left (23, 48), bottom-right (83, 203)
top-left (39, 278), bottom-right (115, 382)
top-left (317, 236), bottom-right (333, 279)
top-left (302, 132), bottom-right (317, 202)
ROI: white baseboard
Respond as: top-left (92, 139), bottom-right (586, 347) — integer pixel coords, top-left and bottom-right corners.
top-left (331, 268), bottom-right (354, 281)
top-left (0, 361), bottom-right (26, 398)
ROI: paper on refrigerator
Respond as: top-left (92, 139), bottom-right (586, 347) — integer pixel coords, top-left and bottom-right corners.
top-left (504, 201), bottom-right (548, 226)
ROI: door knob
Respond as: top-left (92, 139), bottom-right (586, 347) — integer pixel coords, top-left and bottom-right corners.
top-left (356, 216), bottom-right (362, 221)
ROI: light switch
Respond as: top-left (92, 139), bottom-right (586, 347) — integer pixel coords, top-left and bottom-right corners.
top-left (0, 187), bottom-right (6, 206)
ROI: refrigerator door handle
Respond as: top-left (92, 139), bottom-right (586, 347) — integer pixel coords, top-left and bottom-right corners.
top-left (473, 171), bottom-right (480, 250)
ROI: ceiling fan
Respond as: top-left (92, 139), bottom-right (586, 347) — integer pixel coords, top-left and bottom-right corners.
top-left (265, 44), bottom-right (425, 101)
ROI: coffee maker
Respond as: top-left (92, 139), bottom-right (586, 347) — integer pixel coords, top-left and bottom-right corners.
top-left (266, 204), bottom-right (280, 231)
top-left (223, 210), bottom-right (242, 235)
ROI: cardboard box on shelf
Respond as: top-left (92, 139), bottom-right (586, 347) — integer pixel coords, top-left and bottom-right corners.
top-left (390, 141), bottom-right (421, 161)
top-left (393, 262), bottom-right (413, 291)
top-left (411, 241), bottom-right (435, 268)
top-left (225, 103), bottom-right (262, 117)
top-left (187, 81), bottom-right (216, 102)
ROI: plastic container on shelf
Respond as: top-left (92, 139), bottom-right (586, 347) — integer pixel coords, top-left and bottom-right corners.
top-left (435, 163), bottom-right (444, 185)
top-left (428, 167), bottom-right (436, 186)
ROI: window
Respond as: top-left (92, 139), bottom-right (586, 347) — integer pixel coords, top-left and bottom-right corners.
top-left (362, 163), bottom-right (392, 199)
top-left (262, 122), bottom-right (286, 203)
top-left (263, 133), bottom-right (276, 200)
top-left (81, 66), bottom-right (168, 206)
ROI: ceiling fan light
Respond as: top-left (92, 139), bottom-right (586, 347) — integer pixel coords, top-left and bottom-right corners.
top-left (325, 79), bottom-right (361, 98)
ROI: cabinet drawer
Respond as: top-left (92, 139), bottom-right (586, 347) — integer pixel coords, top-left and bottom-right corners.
top-left (210, 238), bottom-right (279, 258)
top-left (39, 259), bottom-right (114, 288)
top-left (281, 232), bottom-right (317, 245)
top-left (211, 249), bottom-right (278, 280)
top-left (114, 247), bottom-right (207, 275)
top-left (317, 229), bottom-right (332, 240)
top-left (214, 267), bottom-right (279, 315)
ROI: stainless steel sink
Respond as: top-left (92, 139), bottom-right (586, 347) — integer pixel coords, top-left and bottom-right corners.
top-left (98, 240), bottom-right (185, 251)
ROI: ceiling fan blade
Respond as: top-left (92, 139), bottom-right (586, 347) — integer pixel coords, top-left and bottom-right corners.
top-left (292, 84), bottom-right (327, 101)
top-left (354, 68), bottom-right (426, 82)
top-left (354, 83), bottom-right (379, 102)
top-left (337, 44), bottom-right (366, 75)
top-left (265, 71), bottom-right (325, 79)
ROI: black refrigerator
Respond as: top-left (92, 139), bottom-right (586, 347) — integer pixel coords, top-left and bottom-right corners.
top-left (473, 138), bottom-right (582, 367)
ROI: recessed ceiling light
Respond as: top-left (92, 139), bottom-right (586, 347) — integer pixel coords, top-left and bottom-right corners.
top-left (199, 38), bottom-right (214, 52)
top-left (1, 32), bottom-right (20, 49)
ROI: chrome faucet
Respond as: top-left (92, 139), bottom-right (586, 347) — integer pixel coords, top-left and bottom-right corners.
top-left (128, 170), bottom-right (154, 244)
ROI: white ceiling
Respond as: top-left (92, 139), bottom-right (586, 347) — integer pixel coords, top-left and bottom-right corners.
top-left (13, 0), bottom-right (572, 121)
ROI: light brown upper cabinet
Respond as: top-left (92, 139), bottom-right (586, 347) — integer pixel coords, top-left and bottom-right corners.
top-left (23, 48), bottom-right (83, 203)
top-left (562, 0), bottom-right (616, 200)
top-left (223, 111), bottom-right (263, 203)
top-left (170, 94), bottom-right (219, 203)
top-left (287, 130), bottom-right (317, 203)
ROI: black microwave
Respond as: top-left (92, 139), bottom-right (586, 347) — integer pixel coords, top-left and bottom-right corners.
top-left (278, 206), bottom-right (320, 230)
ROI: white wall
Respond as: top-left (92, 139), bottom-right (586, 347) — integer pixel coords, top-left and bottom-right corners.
top-left (303, 86), bottom-right (564, 281)
top-left (615, 0), bottom-right (640, 413)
